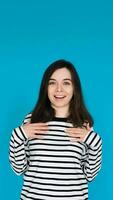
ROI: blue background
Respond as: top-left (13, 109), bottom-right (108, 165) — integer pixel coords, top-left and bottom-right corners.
top-left (0, 0), bottom-right (113, 199)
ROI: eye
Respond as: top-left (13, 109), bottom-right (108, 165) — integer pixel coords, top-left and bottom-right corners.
top-left (48, 81), bottom-right (56, 85)
top-left (63, 81), bottom-right (71, 85)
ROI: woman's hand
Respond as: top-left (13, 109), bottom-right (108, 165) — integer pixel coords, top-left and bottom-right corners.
top-left (66, 123), bottom-right (91, 142)
top-left (22, 123), bottom-right (49, 139)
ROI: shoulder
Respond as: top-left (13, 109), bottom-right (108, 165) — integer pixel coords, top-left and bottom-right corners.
top-left (22, 113), bottom-right (32, 125)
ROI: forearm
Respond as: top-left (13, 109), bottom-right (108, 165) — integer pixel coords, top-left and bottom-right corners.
top-left (9, 126), bottom-right (29, 175)
top-left (83, 131), bottom-right (102, 181)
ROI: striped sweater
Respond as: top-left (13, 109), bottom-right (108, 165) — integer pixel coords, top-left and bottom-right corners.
top-left (9, 114), bottom-right (102, 200)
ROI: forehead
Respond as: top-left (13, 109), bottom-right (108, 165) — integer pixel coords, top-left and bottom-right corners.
top-left (50, 68), bottom-right (72, 79)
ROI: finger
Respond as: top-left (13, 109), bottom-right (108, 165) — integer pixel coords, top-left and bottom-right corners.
top-left (70, 135), bottom-right (84, 142)
top-left (27, 128), bottom-right (48, 138)
top-left (29, 132), bottom-right (47, 139)
top-left (67, 130), bottom-right (85, 135)
top-left (34, 127), bottom-right (49, 133)
top-left (33, 133), bottom-right (48, 139)
top-left (86, 124), bottom-right (91, 131)
top-left (66, 128), bottom-right (76, 131)
top-left (30, 123), bottom-right (48, 127)
top-left (66, 128), bottom-right (85, 132)
top-left (30, 125), bottom-right (49, 131)
top-left (83, 122), bottom-right (91, 130)
top-left (68, 130), bottom-right (86, 138)
top-left (69, 134), bottom-right (83, 139)
top-left (34, 130), bottom-right (48, 134)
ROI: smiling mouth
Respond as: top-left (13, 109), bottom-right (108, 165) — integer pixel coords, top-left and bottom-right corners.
top-left (54, 95), bottom-right (66, 99)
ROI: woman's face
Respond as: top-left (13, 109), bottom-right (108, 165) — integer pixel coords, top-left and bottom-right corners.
top-left (48, 67), bottom-right (74, 112)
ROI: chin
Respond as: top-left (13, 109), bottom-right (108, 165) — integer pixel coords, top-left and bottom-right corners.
top-left (52, 102), bottom-right (69, 108)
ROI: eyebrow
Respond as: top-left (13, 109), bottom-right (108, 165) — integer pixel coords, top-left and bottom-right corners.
top-left (49, 78), bottom-right (72, 81)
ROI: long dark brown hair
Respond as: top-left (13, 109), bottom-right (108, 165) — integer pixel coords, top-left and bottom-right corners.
top-left (31, 59), bottom-right (94, 127)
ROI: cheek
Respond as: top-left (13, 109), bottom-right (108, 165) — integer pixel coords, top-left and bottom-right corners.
top-left (66, 87), bottom-right (74, 96)
top-left (68, 90), bottom-right (74, 101)
top-left (48, 87), bottom-right (54, 99)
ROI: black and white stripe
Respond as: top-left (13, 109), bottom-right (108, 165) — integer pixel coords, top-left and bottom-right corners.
top-left (9, 114), bottom-right (102, 200)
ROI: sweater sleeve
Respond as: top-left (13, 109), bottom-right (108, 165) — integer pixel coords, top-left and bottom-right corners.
top-left (9, 113), bottom-right (32, 175)
top-left (81, 128), bottom-right (102, 182)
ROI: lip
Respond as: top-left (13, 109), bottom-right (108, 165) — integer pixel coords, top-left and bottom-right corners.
top-left (54, 95), bottom-right (66, 99)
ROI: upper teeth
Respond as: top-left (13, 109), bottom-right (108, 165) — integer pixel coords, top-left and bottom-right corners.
top-left (55, 96), bottom-right (64, 98)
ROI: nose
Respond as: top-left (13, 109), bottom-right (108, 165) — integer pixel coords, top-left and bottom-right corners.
top-left (56, 83), bottom-right (62, 92)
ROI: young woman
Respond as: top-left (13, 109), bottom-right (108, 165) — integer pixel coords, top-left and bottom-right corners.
top-left (9, 59), bottom-right (102, 200)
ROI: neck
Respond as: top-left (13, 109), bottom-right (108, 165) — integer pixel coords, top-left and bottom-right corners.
top-left (54, 107), bottom-right (69, 118)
